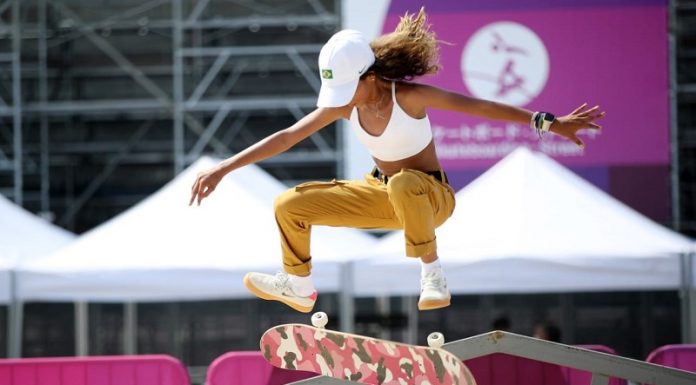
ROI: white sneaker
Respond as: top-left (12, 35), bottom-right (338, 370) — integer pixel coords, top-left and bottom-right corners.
top-left (243, 272), bottom-right (317, 313)
top-left (418, 269), bottom-right (451, 310)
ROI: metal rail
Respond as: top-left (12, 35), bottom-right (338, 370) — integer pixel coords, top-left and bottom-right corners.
top-left (289, 331), bottom-right (696, 385)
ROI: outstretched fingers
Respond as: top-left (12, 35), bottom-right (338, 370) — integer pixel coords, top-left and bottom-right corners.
top-left (570, 104), bottom-right (605, 119)
top-left (570, 105), bottom-right (605, 131)
top-left (189, 179), bottom-right (200, 206)
top-left (570, 103), bottom-right (589, 115)
top-left (189, 174), bottom-right (211, 206)
top-left (583, 109), bottom-right (605, 129)
top-left (577, 106), bottom-right (599, 117)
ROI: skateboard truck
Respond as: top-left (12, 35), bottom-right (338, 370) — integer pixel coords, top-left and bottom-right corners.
top-left (310, 312), bottom-right (445, 348)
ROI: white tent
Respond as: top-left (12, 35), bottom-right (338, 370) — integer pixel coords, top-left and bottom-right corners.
top-left (0, 194), bottom-right (75, 303)
top-left (17, 157), bottom-right (377, 302)
top-left (354, 147), bottom-right (695, 296)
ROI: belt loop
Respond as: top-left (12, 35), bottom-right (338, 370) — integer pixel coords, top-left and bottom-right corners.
top-left (439, 169), bottom-right (448, 184)
top-left (371, 166), bottom-right (386, 184)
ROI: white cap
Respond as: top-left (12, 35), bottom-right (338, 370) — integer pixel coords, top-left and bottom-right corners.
top-left (316, 30), bottom-right (375, 107)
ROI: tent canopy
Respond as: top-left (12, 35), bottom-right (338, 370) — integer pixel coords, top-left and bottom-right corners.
top-left (17, 157), bottom-right (377, 302)
top-left (354, 147), bottom-right (694, 296)
top-left (0, 194), bottom-right (75, 303)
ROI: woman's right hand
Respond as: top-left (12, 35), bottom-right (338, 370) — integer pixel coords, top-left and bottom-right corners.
top-left (187, 108), bottom-right (340, 206)
top-left (189, 167), bottom-right (224, 206)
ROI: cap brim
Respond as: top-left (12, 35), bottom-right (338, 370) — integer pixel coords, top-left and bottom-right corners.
top-left (316, 79), bottom-right (359, 108)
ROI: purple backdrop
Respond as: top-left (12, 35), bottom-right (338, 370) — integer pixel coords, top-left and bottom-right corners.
top-left (383, 0), bottom-right (671, 221)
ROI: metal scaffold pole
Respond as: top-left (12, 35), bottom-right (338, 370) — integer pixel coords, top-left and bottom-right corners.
top-left (11, 0), bottom-right (22, 205)
top-left (38, 0), bottom-right (50, 214)
top-left (172, 0), bottom-right (185, 174)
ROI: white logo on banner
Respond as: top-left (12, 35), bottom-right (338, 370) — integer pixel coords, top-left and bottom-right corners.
top-left (461, 22), bottom-right (549, 107)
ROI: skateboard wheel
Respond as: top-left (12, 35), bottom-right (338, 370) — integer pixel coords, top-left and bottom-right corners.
top-left (311, 312), bottom-right (328, 328)
top-left (428, 332), bottom-right (445, 348)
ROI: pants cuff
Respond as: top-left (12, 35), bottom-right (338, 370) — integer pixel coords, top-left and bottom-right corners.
top-left (283, 259), bottom-right (312, 276)
top-left (405, 238), bottom-right (437, 257)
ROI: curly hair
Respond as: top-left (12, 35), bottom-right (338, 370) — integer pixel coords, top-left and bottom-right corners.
top-left (367, 7), bottom-right (440, 81)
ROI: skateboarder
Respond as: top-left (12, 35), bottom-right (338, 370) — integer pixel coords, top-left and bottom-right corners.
top-left (189, 8), bottom-right (604, 312)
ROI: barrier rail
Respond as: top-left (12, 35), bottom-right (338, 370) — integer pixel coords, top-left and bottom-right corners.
top-left (464, 345), bottom-right (626, 385)
top-left (646, 344), bottom-right (696, 372)
top-left (206, 351), bottom-right (315, 385)
top-left (0, 355), bottom-right (190, 385)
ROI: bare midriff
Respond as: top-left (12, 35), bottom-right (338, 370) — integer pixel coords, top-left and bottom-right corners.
top-left (372, 140), bottom-right (442, 176)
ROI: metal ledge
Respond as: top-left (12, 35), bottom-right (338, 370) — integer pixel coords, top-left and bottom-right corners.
top-left (289, 331), bottom-right (696, 385)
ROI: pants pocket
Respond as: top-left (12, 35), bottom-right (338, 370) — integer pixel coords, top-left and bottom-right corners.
top-left (294, 179), bottom-right (345, 192)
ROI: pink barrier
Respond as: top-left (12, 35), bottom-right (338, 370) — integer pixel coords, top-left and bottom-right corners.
top-left (206, 351), bottom-right (315, 385)
top-left (464, 345), bottom-right (626, 385)
top-left (465, 353), bottom-right (566, 385)
top-left (0, 355), bottom-right (190, 385)
top-left (561, 345), bottom-right (626, 385)
top-left (646, 344), bottom-right (696, 373)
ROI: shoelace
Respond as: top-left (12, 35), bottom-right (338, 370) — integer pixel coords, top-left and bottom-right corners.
top-left (421, 271), bottom-right (446, 291)
top-left (272, 272), bottom-right (292, 292)
top-left (271, 272), bottom-right (312, 298)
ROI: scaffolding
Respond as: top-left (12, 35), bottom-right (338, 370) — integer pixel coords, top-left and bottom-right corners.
top-left (673, 0), bottom-right (696, 236)
top-left (0, 0), bottom-right (21, 205)
top-left (1, 0), bottom-right (695, 235)
top-left (0, 0), bottom-right (339, 232)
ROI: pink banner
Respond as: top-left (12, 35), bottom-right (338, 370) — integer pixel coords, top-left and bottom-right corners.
top-left (383, 4), bottom-right (669, 169)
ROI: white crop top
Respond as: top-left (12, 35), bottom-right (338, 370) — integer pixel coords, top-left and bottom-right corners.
top-left (349, 82), bottom-right (432, 161)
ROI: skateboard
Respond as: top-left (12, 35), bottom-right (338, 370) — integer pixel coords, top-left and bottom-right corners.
top-left (260, 312), bottom-right (476, 385)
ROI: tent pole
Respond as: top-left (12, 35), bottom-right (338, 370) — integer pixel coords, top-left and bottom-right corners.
top-left (123, 302), bottom-right (137, 354)
top-left (376, 296), bottom-right (390, 340)
top-left (680, 252), bottom-right (695, 343)
top-left (690, 252), bottom-right (696, 343)
top-left (404, 295), bottom-right (418, 345)
top-left (169, 303), bottom-right (183, 359)
top-left (560, 293), bottom-right (576, 344)
top-left (8, 301), bottom-right (23, 357)
top-left (7, 270), bottom-right (23, 357)
top-left (338, 262), bottom-right (354, 333)
top-left (75, 302), bottom-right (89, 356)
top-left (681, 253), bottom-right (696, 344)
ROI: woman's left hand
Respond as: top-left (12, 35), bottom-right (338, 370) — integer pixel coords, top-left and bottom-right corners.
top-left (551, 103), bottom-right (605, 149)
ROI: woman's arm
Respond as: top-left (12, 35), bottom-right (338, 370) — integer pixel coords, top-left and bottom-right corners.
top-left (190, 107), bottom-right (344, 205)
top-left (415, 84), bottom-right (534, 123)
top-left (413, 84), bottom-right (605, 148)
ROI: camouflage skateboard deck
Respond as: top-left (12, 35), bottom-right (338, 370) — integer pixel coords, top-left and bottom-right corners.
top-left (260, 323), bottom-right (476, 385)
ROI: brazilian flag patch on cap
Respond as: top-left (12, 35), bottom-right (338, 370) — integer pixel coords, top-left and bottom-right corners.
top-left (321, 69), bottom-right (333, 79)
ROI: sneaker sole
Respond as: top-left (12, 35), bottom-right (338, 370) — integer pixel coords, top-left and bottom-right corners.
top-left (418, 297), bottom-right (451, 311)
top-left (243, 274), bottom-right (314, 313)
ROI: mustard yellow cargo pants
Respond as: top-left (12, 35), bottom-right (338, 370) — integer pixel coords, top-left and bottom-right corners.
top-left (273, 168), bottom-right (456, 275)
